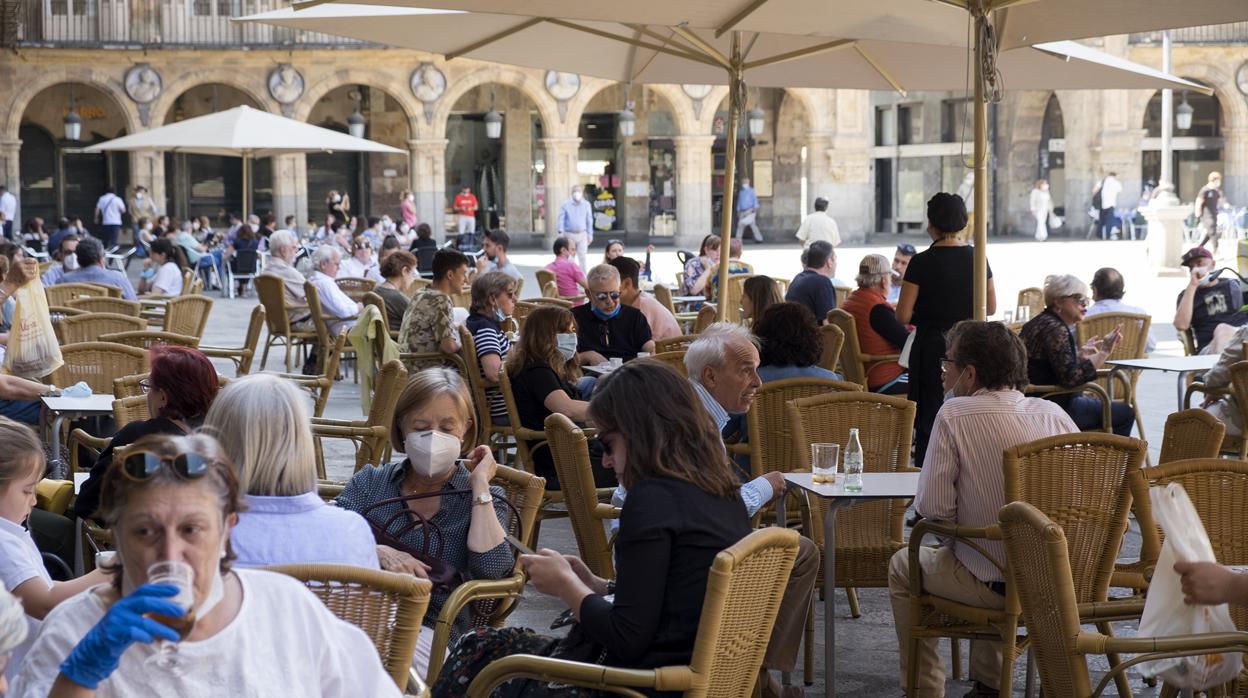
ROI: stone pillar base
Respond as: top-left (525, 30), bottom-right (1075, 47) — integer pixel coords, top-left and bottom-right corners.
top-left (410, 138), bottom-right (449, 242)
top-left (1142, 191), bottom-right (1190, 271)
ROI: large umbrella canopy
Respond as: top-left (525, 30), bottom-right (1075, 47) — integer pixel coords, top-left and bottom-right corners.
top-left (300, 0), bottom-right (1248, 51)
top-left (238, 6), bottom-right (1207, 93)
top-left (82, 105), bottom-right (404, 157)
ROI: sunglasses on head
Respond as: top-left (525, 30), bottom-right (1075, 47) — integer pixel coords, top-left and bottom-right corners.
top-left (897, 244), bottom-right (917, 256)
top-left (119, 448), bottom-right (211, 482)
top-left (594, 291), bottom-right (621, 302)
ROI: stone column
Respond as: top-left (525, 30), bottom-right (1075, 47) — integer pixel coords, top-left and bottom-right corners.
top-left (270, 154), bottom-right (307, 226)
top-left (0, 139), bottom-right (21, 223)
top-left (672, 135), bottom-right (715, 249)
top-left (410, 138), bottom-right (448, 241)
top-left (502, 108), bottom-right (534, 236)
top-left (541, 136), bottom-right (582, 246)
top-left (1223, 126), bottom-right (1248, 208)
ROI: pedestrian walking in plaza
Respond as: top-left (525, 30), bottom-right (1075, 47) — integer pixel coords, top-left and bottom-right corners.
top-left (93, 185), bottom-right (126, 250)
top-left (1029, 179), bottom-right (1053, 241)
top-left (0, 186), bottom-right (16, 242)
top-left (794, 197), bottom-right (841, 248)
top-left (736, 177), bottom-right (763, 242)
top-left (1196, 171), bottom-right (1228, 254)
top-left (557, 184), bottom-right (594, 272)
top-left (1092, 172), bottom-right (1122, 240)
top-left (454, 184), bottom-right (479, 236)
top-left (128, 185), bottom-right (158, 232)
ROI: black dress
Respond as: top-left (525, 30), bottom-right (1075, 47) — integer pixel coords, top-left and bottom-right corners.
top-left (903, 245), bottom-right (991, 467)
top-left (509, 363), bottom-right (614, 490)
top-left (73, 417), bottom-right (195, 521)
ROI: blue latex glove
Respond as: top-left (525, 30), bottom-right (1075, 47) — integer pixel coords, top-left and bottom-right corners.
top-left (59, 583), bottom-right (187, 689)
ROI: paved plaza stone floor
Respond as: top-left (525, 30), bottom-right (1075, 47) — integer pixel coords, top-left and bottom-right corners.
top-left (192, 237), bottom-right (1195, 696)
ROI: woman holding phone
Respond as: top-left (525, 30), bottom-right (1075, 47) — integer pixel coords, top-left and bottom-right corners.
top-left (1019, 274), bottom-right (1134, 436)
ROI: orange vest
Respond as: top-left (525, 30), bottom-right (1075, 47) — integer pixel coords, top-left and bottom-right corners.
top-left (840, 288), bottom-right (905, 388)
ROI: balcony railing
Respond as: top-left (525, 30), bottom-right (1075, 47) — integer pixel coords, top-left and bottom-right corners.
top-left (9, 0), bottom-right (371, 47)
top-left (1130, 23), bottom-right (1248, 45)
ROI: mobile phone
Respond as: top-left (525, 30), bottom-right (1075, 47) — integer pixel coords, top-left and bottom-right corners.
top-left (505, 533), bottom-right (535, 556)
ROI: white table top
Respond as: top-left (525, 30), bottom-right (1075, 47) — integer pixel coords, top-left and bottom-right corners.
top-left (1107, 355), bottom-right (1218, 372)
top-left (784, 472), bottom-right (920, 499)
top-left (41, 394), bottom-right (116, 413)
top-left (671, 295), bottom-right (705, 304)
top-left (583, 363), bottom-right (620, 376)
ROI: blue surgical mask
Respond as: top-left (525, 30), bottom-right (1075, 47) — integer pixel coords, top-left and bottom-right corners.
top-left (591, 304), bottom-right (621, 321)
top-left (494, 308), bottom-right (506, 322)
top-left (555, 333), bottom-right (579, 362)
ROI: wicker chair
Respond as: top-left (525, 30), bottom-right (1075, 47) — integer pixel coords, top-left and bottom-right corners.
top-left (99, 330), bottom-right (199, 349)
top-left (787, 391), bottom-right (916, 617)
top-left (693, 303), bottom-right (718, 333)
top-left (264, 564), bottom-right (432, 692)
top-left (274, 330), bottom-right (347, 419)
top-left (528, 297), bottom-right (574, 309)
top-left (46, 282), bottom-right (117, 305)
top-left (1128, 458), bottom-right (1248, 695)
top-left (497, 369), bottom-right (585, 529)
top-left (998, 501), bottom-right (1248, 698)
top-left (826, 308), bottom-right (902, 389)
top-left (457, 325), bottom-right (513, 455)
top-left (199, 304), bottom-right (266, 375)
top-left (905, 433), bottom-right (1146, 698)
top-left (52, 342), bottom-right (148, 394)
top-left (66, 297), bottom-right (141, 316)
top-left (161, 294), bottom-right (213, 339)
top-left (425, 465), bottom-right (547, 682)
top-left (544, 413), bottom-right (619, 580)
top-left (1076, 311), bottom-right (1152, 442)
top-left (1158, 409), bottom-right (1226, 464)
top-left (255, 274), bottom-right (318, 373)
top-left (819, 323), bottom-right (845, 376)
top-left (56, 313), bottom-right (147, 344)
top-left (112, 395), bottom-right (151, 428)
top-left (735, 377), bottom-right (862, 482)
top-left (1025, 380), bottom-right (1114, 434)
top-left (653, 334), bottom-right (697, 354)
top-left (722, 273), bottom-right (755, 325)
top-left (335, 276), bottom-right (377, 302)
top-left (48, 305), bottom-right (87, 318)
top-left (653, 283), bottom-right (699, 326)
top-left (646, 350), bottom-right (688, 377)
top-left (309, 354), bottom-right (397, 477)
top-left (467, 527), bottom-right (800, 698)
top-left (1016, 287), bottom-right (1044, 319)
top-left (535, 269), bottom-right (558, 297)
top-left (1180, 360), bottom-right (1248, 458)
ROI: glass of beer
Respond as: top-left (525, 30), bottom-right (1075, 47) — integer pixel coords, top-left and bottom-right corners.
top-left (144, 560), bottom-right (196, 670)
top-left (811, 443), bottom-right (839, 484)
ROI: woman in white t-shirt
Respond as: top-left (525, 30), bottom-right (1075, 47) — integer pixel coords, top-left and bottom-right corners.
top-left (338, 235), bottom-right (383, 283)
top-left (9, 433), bottom-right (401, 698)
top-left (141, 238), bottom-right (183, 297)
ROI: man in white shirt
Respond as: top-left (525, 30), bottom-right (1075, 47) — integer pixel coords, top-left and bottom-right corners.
top-left (888, 320), bottom-right (1077, 698)
top-left (0, 186), bottom-right (18, 241)
top-left (887, 243), bottom-right (916, 305)
top-left (1085, 267), bottom-right (1156, 354)
top-left (794, 197), bottom-right (841, 248)
top-left (308, 245), bottom-right (362, 336)
top-left (93, 186), bottom-right (126, 250)
top-left (1095, 172), bottom-right (1122, 241)
top-left (608, 256), bottom-right (681, 342)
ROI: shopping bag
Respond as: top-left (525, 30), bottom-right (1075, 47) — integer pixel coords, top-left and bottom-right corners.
top-left (1137, 482), bottom-right (1242, 689)
top-left (3, 276), bottom-right (63, 380)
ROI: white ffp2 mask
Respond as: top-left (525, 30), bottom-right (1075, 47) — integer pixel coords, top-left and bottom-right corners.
top-left (404, 430), bottom-right (462, 478)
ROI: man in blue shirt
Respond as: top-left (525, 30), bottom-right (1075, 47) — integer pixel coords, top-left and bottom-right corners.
top-left (735, 178), bottom-right (762, 243)
top-left (785, 240), bottom-right (837, 324)
top-left (557, 185), bottom-right (594, 274)
top-left (55, 237), bottom-right (138, 299)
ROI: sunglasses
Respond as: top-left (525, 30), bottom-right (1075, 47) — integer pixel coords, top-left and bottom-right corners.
top-left (137, 378), bottom-right (153, 394)
top-left (1063, 295), bottom-right (1090, 309)
top-left (353, 243), bottom-right (371, 250)
top-left (119, 448), bottom-right (211, 482)
top-left (594, 291), bottom-right (621, 302)
top-left (896, 244), bottom-right (917, 256)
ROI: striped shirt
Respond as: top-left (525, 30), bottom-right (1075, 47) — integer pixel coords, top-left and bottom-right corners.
top-left (466, 313), bottom-right (512, 422)
top-left (915, 389), bottom-right (1077, 582)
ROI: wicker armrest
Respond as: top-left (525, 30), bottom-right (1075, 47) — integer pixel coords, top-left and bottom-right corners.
top-left (310, 424), bottom-right (380, 439)
top-left (592, 502), bottom-right (623, 520)
top-left (68, 428), bottom-right (110, 475)
top-left (467, 655), bottom-right (686, 698)
top-left (1185, 380), bottom-right (1230, 409)
top-left (427, 574), bottom-right (528, 681)
top-left (1076, 630), bottom-right (1248, 698)
top-left (908, 520), bottom-right (1003, 598)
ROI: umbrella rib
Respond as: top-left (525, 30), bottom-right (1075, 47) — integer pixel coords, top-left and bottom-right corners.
top-left (853, 44), bottom-right (907, 96)
top-left (620, 26), bottom-right (665, 83)
top-left (671, 25), bottom-right (732, 69)
top-left (546, 19), bottom-right (720, 67)
top-left (714, 0), bottom-right (773, 39)
top-left (446, 16), bottom-right (547, 60)
top-left (741, 31), bottom-right (761, 61)
top-left (743, 38), bottom-right (854, 71)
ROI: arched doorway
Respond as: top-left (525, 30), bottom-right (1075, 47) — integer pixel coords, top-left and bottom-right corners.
top-left (163, 83), bottom-right (270, 222)
top-left (1039, 94), bottom-right (1066, 212)
top-left (711, 87), bottom-right (786, 234)
top-left (1142, 82), bottom-right (1223, 203)
top-left (448, 84), bottom-right (542, 234)
top-left (19, 82), bottom-right (130, 226)
top-left (306, 85), bottom-right (410, 224)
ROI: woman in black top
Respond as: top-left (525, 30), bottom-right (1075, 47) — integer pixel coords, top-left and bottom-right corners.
top-left (74, 346), bottom-right (220, 521)
top-left (375, 249), bottom-right (419, 332)
top-left (432, 361), bottom-right (750, 697)
top-left (896, 193), bottom-right (996, 467)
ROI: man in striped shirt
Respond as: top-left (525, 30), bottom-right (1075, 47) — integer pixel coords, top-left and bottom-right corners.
top-left (888, 321), bottom-right (1077, 698)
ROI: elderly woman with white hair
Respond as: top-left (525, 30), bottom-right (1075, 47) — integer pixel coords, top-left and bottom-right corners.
top-left (202, 374), bottom-right (378, 569)
top-left (259, 230), bottom-right (309, 325)
top-left (1019, 273), bottom-right (1134, 435)
top-left (308, 244), bottom-right (363, 335)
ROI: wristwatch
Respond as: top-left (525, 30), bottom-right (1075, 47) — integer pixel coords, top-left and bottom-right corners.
top-left (473, 492), bottom-right (494, 506)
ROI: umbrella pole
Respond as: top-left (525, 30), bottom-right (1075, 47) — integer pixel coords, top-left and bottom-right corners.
top-left (971, 9), bottom-right (989, 321)
top-left (716, 32), bottom-right (743, 323)
top-left (242, 154), bottom-right (252, 220)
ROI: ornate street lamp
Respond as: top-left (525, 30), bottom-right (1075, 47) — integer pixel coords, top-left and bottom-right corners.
top-left (347, 89), bottom-right (366, 138)
top-left (1175, 91), bottom-right (1194, 132)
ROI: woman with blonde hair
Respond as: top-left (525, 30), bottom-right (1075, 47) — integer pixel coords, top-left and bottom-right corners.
top-left (202, 374), bottom-right (378, 569)
top-left (467, 271), bottom-right (518, 426)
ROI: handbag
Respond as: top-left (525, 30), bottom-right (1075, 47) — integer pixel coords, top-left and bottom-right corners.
top-left (361, 487), bottom-right (523, 595)
top-left (898, 331), bottom-right (917, 369)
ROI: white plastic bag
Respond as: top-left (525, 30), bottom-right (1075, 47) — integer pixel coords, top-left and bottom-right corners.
top-left (1137, 482), bottom-right (1242, 689)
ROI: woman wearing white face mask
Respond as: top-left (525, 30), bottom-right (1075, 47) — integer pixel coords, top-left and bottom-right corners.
top-left (335, 368), bottom-right (512, 680)
top-left (10, 433), bottom-right (399, 698)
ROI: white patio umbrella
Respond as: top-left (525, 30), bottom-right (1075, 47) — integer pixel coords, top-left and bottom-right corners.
top-left (241, 5), bottom-right (1206, 322)
top-left (83, 105), bottom-right (404, 216)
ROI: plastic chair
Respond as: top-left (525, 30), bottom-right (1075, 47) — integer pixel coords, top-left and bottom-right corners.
top-left (226, 248), bottom-right (263, 299)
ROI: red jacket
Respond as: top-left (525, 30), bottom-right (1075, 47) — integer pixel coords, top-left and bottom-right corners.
top-left (841, 287), bottom-right (905, 389)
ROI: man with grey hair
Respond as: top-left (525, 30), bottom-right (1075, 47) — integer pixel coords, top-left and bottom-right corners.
top-left (259, 230), bottom-right (310, 325)
top-left (307, 244), bottom-right (362, 335)
top-left (557, 184), bottom-right (594, 272)
top-left (571, 264), bottom-right (654, 365)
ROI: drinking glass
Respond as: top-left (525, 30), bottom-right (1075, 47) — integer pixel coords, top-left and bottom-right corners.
top-left (1016, 305), bottom-right (1030, 322)
top-left (811, 443), bottom-right (839, 485)
top-left (609, 357), bottom-right (624, 369)
top-left (1002, 310), bottom-right (1013, 324)
top-left (144, 560), bottom-right (196, 671)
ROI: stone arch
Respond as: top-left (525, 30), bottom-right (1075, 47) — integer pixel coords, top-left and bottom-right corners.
top-left (428, 64), bottom-right (560, 139)
top-left (294, 68), bottom-right (418, 138)
top-left (148, 69), bottom-right (272, 127)
top-left (5, 69), bottom-right (138, 141)
top-left (654, 84), bottom-right (729, 135)
top-left (1129, 63), bottom-right (1248, 136)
